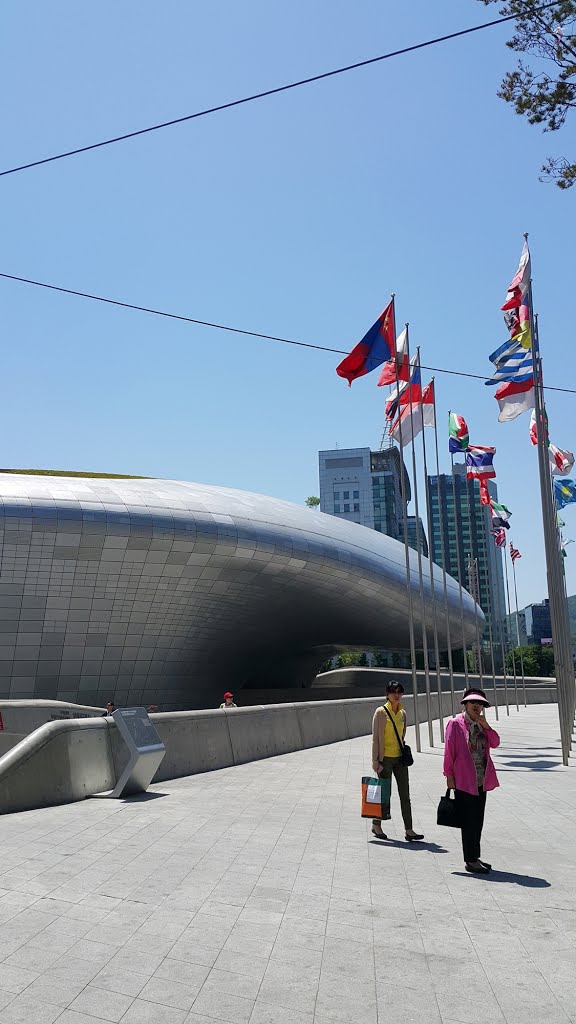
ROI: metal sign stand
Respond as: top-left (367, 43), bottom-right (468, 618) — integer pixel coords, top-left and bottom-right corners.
top-left (100, 707), bottom-right (166, 798)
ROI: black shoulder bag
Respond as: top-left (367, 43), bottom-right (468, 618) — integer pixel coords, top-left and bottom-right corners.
top-left (383, 707), bottom-right (414, 767)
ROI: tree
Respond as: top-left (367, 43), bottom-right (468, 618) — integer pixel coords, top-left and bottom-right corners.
top-left (305, 496), bottom-right (320, 509)
top-left (480, 1), bottom-right (576, 187)
top-left (505, 643), bottom-right (556, 676)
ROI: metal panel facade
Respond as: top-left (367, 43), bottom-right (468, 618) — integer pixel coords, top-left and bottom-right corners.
top-left (0, 474), bottom-right (480, 709)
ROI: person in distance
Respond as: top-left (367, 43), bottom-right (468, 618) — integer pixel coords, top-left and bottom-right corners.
top-left (443, 687), bottom-right (501, 874)
top-left (371, 681), bottom-right (424, 842)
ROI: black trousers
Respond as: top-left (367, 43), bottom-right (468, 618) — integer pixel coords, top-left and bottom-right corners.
top-left (454, 787), bottom-right (486, 863)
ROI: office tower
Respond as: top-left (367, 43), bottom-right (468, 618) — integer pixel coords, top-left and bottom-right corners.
top-left (427, 465), bottom-right (506, 665)
top-left (318, 447), bottom-right (427, 554)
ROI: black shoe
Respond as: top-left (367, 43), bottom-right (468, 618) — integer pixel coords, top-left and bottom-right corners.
top-left (405, 833), bottom-right (424, 842)
top-left (371, 827), bottom-right (387, 840)
top-left (479, 860), bottom-right (492, 871)
top-left (465, 862), bottom-right (490, 874)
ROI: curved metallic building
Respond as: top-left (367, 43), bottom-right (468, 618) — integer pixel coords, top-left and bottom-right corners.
top-left (0, 473), bottom-right (481, 708)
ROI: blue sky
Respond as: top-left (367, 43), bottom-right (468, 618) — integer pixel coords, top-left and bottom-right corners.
top-left (1, 0), bottom-right (574, 608)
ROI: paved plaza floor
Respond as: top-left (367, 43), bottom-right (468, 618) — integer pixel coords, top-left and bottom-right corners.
top-left (1, 704), bottom-right (576, 1024)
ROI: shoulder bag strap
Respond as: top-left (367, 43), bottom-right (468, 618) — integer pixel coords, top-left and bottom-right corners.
top-left (383, 706), bottom-right (405, 752)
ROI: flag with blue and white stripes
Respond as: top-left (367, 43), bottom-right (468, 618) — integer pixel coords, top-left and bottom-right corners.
top-left (485, 338), bottom-right (533, 385)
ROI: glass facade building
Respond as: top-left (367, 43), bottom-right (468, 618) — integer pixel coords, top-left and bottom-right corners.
top-left (318, 447), bottom-right (427, 555)
top-left (427, 466), bottom-right (506, 665)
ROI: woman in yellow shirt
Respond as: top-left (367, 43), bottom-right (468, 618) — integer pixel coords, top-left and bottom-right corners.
top-left (371, 681), bottom-right (424, 842)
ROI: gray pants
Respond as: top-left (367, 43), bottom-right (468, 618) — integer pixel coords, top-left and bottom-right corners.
top-left (372, 756), bottom-right (413, 831)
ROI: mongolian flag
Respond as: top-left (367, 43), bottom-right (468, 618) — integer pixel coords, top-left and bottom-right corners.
top-left (448, 411), bottom-right (469, 453)
top-left (336, 299), bottom-right (395, 386)
top-left (465, 446), bottom-right (496, 480)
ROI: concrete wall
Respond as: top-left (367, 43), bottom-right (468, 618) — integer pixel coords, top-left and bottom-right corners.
top-left (0, 688), bottom-right (559, 814)
top-left (0, 718), bottom-right (115, 813)
top-left (0, 700), bottom-right (103, 757)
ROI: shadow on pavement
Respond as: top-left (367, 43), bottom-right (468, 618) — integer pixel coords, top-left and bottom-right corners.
top-left (453, 870), bottom-right (551, 887)
top-left (499, 760), bottom-right (560, 770)
top-left (120, 791), bottom-right (170, 802)
top-left (369, 839), bottom-right (448, 853)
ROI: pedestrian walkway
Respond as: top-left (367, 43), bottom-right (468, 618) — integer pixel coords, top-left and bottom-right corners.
top-left (0, 704), bottom-right (575, 1024)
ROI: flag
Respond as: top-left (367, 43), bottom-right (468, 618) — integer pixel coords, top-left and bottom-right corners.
top-left (479, 479), bottom-right (492, 506)
top-left (529, 409), bottom-right (540, 446)
top-left (502, 239), bottom-right (531, 311)
top-left (491, 527), bottom-right (506, 548)
top-left (549, 443), bottom-right (575, 477)
top-left (385, 356), bottom-right (420, 421)
top-left (510, 543), bottom-right (522, 562)
top-left (377, 327), bottom-right (410, 387)
top-left (336, 299), bottom-right (395, 386)
top-left (448, 411), bottom-right (469, 453)
top-left (554, 478), bottom-right (576, 509)
top-left (561, 537), bottom-right (574, 558)
top-left (529, 412), bottom-right (574, 474)
top-left (495, 378), bottom-right (535, 422)
top-left (502, 240), bottom-right (532, 349)
top-left (485, 342), bottom-right (533, 385)
top-left (390, 380), bottom-right (435, 445)
top-left (465, 445), bottom-right (496, 480)
top-left (490, 500), bottom-right (512, 530)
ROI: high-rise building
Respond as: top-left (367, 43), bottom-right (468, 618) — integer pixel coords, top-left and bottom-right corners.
top-left (318, 447), bottom-right (427, 554)
top-left (523, 599), bottom-right (552, 646)
top-left (427, 466), bottom-right (506, 665)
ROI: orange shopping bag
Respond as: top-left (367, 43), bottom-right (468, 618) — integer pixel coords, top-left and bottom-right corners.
top-left (361, 776), bottom-right (391, 819)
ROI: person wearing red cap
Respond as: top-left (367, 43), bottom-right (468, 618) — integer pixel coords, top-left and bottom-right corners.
top-left (219, 692), bottom-right (237, 709)
top-left (443, 687), bottom-right (501, 874)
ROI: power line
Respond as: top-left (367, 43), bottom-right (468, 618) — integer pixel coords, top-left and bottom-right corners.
top-left (1, 269), bottom-right (574, 396)
top-left (0, 2), bottom-right (561, 179)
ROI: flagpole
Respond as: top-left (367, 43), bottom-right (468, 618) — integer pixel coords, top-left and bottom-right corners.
top-left (390, 302), bottom-right (421, 753)
top-left (527, 240), bottom-right (574, 762)
top-left (432, 398), bottom-right (457, 719)
top-left (418, 370), bottom-right (445, 741)
top-left (405, 337), bottom-right (434, 747)
top-left (480, 528), bottom-right (499, 721)
top-left (503, 545), bottom-right (519, 712)
top-left (463, 479), bottom-right (485, 688)
top-left (510, 551), bottom-right (527, 707)
top-left (449, 441), bottom-right (470, 687)
top-left (492, 542), bottom-right (510, 715)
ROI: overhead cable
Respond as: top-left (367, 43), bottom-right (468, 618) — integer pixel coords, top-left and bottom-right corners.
top-left (0, 269), bottom-right (573, 395)
top-left (0, 1), bottom-right (561, 178)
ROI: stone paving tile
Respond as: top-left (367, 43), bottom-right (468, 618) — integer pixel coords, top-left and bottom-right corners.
top-left (1, 706), bottom-right (576, 1024)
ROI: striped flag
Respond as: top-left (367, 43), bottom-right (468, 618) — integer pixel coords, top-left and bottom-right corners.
top-left (491, 527), bottom-right (506, 548)
top-left (465, 446), bottom-right (496, 480)
top-left (486, 341), bottom-right (533, 385)
top-left (510, 543), bottom-right (521, 562)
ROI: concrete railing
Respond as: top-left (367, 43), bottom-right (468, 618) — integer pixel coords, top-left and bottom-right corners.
top-left (0, 699), bottom-right (103, 757)
top-left (0, 686), bottom-right (558, 814)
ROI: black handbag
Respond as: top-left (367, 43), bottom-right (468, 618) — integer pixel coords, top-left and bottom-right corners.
top-left (437, 789), bottom-right (462, 828)
top-left (383, 706), bottom-right (414, 767)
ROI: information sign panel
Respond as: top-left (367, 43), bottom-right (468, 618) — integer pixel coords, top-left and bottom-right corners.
top-left (106, 707), bottom-right (166, 798)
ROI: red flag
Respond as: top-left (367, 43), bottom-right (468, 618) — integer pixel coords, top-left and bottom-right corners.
top-left (336, 299), bottom-right (395, 386)
top-left (479, 479), bottom-right (491, 506)
top-left (377, 327), bottom-right (409, 387)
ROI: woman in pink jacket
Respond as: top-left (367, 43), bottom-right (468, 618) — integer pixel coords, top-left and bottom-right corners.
top-left (443, 687), bottom-right (500, 874)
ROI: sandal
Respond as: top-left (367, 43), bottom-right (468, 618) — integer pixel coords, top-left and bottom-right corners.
top-left (371, 826), bottom-right (387, 840)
